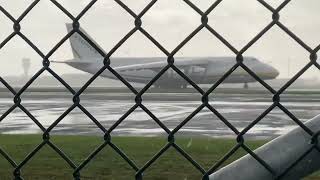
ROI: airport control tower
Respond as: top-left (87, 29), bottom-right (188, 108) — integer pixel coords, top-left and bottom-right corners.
top-left (22, 58), bottom-right (31, 77)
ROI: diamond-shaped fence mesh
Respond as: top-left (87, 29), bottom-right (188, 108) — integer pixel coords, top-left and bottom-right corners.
top-left (0, 0), bottom-right (320, 179)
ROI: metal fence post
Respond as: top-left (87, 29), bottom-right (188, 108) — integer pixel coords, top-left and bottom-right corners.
top-left (210, 115), bottom-right (320, 180)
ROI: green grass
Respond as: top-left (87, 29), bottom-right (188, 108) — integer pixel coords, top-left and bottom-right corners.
top-left (0, 135), bottom-right (319, 180)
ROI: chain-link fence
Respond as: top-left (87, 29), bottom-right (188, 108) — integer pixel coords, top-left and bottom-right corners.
top-left (0, 0), bottom-right (320, 179)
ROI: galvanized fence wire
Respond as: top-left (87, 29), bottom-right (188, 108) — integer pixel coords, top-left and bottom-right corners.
top-left (0, 0), bottom-right (319, 179)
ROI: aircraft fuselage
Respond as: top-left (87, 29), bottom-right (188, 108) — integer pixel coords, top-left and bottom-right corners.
top-left (66, 57), bottom-right (279, 87)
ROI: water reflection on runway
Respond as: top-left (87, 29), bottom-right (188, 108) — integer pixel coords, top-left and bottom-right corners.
top-left (1, 93), bottom-right (320, 139)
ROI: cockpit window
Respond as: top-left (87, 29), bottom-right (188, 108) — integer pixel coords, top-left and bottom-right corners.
top-left (244, 57), bottom-right (259, 63)
top-left (248, 57), bottom-right (257, 61)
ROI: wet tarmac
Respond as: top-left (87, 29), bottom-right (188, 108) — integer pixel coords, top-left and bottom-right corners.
top-left (1, 90), bottom-right (320, 139)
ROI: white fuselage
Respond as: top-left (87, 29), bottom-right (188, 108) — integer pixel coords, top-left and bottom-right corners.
top-left (65, 56), bottom-right (279, 87)
top-left (59, 24), bottom-right (279, 88)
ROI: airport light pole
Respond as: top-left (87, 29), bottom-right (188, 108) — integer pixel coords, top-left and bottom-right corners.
top-left (22, 58), bottom-right (31, 77)
top-left (210, 115), bottom-right (320, 180)
top-left (287, 58), bottom-right (292, 77)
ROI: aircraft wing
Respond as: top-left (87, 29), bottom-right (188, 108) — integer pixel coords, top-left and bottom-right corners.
top-left (114, 60), bottom-right (209, 72)
top-left (51, 59), bottom-right (94, 66)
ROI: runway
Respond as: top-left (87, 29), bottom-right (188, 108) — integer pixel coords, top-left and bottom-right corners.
top-left (0, 89), bottom-right (320, 139)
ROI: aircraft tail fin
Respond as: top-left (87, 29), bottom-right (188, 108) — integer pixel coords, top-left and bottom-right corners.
top-left (66, 23), bottom-right (105, 59)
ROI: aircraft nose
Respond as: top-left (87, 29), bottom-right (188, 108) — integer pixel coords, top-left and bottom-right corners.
top-left (256, 64), bottom-right (279, 79)
top-left (270, 65), bottom-right (279, 78)
top-left (264, 65), bottom-right (279, 79)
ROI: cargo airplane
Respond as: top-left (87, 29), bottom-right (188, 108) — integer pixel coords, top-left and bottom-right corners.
top-left (52, 24), bottom-right (279, 88)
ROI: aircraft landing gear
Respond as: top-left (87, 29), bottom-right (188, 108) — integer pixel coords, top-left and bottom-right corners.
top-left (181, 84), bottom-right (187, 89)
top-left (153, 83), bottom-right (187, 89)
top-left (244, 82), bottom-right (248, 89)
top-left (154, 84), bottom-right (161, 89)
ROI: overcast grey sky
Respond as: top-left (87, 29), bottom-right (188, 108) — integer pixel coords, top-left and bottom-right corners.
top-left (0, 0), bottom-right (319, 79)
